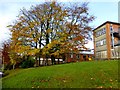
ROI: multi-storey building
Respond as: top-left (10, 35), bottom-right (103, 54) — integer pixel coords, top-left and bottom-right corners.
top-left (93, 21), bottom-right (120, 59)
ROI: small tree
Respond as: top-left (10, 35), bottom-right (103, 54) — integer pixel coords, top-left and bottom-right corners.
top-left (2, 41), bottom-right (11, 70)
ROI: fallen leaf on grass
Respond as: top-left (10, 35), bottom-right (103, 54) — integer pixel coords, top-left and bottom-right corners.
top-left (91, 78), bottom-right (93, 80)
top-left (90, 77), bottom-right (95, 80)
top-left (110, 79), bottom-right (113, 82)
top-left (110, 86), bottom-right (112, 88)
top-left (63, 80), bottom-right (67, 83)
top-left (56, 77), bottom-right (69, 83)
top-left (97, 86), bottom-right (103, 88)
top-left (32, 86), bottom-right (34, 88)
top-left (40, 79), bottom-right (49, 82)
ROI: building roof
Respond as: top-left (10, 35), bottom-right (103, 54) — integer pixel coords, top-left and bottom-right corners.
top-left (93, 21), bottom-right (120, 31)
top-left (80, 51), bottom-right (94, 55)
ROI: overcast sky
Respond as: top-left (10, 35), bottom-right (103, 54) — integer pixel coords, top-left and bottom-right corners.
top-left (0, 0), bottom-right (119, 49)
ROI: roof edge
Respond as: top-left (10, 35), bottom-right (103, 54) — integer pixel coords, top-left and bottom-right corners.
top-left (93, 21), bottom-right (120, 31)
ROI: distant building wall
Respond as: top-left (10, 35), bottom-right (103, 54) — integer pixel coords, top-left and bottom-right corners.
top-left (65, 53), bottom-right (93, 62)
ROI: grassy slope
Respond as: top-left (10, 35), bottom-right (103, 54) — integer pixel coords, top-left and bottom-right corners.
top-left (2, 60), bottom-right (119, 88)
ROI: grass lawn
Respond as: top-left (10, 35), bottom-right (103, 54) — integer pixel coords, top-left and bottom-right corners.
top-left (2, 60), bottom-right (119, 88)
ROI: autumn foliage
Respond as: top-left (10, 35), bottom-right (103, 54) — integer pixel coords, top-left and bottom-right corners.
top-left (7, 1), bottom-right (94, 68)
top-left (2, 42), bottom-right (10, 65)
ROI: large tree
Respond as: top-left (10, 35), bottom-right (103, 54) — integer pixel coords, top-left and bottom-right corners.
top-left (8, 1), bottom-right (94, 67)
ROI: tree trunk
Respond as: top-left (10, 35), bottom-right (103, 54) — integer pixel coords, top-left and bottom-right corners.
top-left (51, 55), bottom-right (55, 65)
top-left (38, 56), bottom-right (40, 66)
top-left (45, 21), bottom-right (50, 66)
top-left (62, 54), bottom-right (65, 63)
top-left (58, 58), bottom-right (59, 64)
top-left (13, 64), bottom-right (15, 70)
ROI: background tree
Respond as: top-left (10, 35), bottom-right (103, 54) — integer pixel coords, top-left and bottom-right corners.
top-left (2, 42), bottom-right (10, 65)
top-left (1, 41), bottom-right (14, 70)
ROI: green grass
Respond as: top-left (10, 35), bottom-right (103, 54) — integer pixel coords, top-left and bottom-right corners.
top-left (2, 60), bottom-right (119, 88)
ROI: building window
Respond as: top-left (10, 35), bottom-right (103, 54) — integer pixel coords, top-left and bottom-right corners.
top-left (101, 51), bottom-right (107, 58)
top-left (102, 28), bottom-right (106, 34)
top-left (96, 39), bottom-right (106, 47)
top-left (76, 54), bottom-right (80, 59)
top-left (100, 40), bottom-right (103, 45)
top-left (70, 53), bottom-right (73, 58)
top-left (96, 41), bottom-right (100, 47)
top-left (103, 39), bottom-right (106, 45)
top-left (96, 28), bottom-right (106, 37)
top-left (96, 52), bottom-right (101, 58)
top-left (110, 25), bottom-right (113, 33)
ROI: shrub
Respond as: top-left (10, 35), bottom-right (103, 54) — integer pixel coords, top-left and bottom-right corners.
top-left (4, 63), bottom-right (13, 70)
top-left (20, 56), bottom-right (35, 68)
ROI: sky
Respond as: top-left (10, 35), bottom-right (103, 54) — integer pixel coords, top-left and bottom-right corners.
top-left (0, 0), bottom-right (119, 49)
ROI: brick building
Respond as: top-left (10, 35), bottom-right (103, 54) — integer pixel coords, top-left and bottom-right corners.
top-left (36, 50), bottom-right (94, 66)
top-left (93, 21), bottom-right (120, 59)
top-left (65, 50), bottom-right (94, 62)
